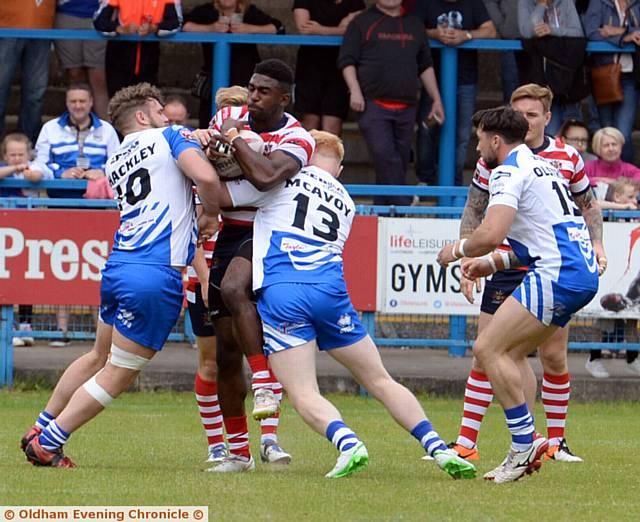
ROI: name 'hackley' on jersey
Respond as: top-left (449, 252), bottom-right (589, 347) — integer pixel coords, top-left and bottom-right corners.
top-left (488, 144), bottom-right (598, 292)
top-left (227, 165), bottom-right (356, 291)
top-left (105, 126), bottom-right (202, 267)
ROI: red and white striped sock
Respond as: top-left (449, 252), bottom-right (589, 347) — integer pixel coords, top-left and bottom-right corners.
top-left (247, 354), bottom-right (275, 392)
top-left (260, 371), bottom-right (282, 444)
top-left (224, 416), bottom-right (250, 458)
top-left (542, 372), bottom-right (570, 447)
top-left (456, 369), bottom-right (494, 449)
top-left (194, 374), bottom-right (224, 450)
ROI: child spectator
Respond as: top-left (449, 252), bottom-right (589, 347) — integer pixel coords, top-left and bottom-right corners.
top-left (557, 118), bottom-right (597, 162)
top-left (0, 133), bottom-right (48, 347)
top-left (599, 176), bottom-right (639, 210)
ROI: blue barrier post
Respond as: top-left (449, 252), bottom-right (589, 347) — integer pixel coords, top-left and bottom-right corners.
top-left (211, 41), bottom-right (231, 109)
top-left (438, 46), bottom-right (458, 206)
top-left (1, 305), bottom-right (14, 387)
top-left (448, 315), bottom-right (467, 357)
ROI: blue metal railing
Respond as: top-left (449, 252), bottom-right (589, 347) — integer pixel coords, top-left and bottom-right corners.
top-left (0, 28), bottom-right (636, 188)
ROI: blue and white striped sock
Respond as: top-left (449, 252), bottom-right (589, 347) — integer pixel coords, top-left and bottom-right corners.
top-left (411, 419), bottom-right (447, 456)
top-left (504, 403), bottom-right (535, 452)
top-left (35, 410), bottom-right (54, 430)
top-left (38, 420), bottom-right (70, 451)
top-left (326, 420), bottom-right (359, 453)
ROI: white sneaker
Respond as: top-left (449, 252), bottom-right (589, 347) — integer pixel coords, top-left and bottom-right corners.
top-left (12, 336), bottom-right (25, 347)
top-left (19, 323), bottom-right (34, 346)
top-left (585, 358), bottom-right (609, 379)
top-left (325, 442), bottom-right (369, 478)
top-left (252, 388), bottom-right (279, 420)
top-left (432, 448), bottom-right (476, 479)
top-left (489, 437), bottom-right (549, 484)
top-left (260, 440), bottom-right (291, 464)
top-left (206, 454), bottom-right (255, 473)
top-left (545, 439), bottom-right (583, 462)
top-left (206, 444), bottom-right (228, 463)
top-left (483, 455), bottom-right (508, 480)
top-left (626, 359), bottom-right (640, 376)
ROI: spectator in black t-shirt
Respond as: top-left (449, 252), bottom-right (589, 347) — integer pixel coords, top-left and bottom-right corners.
top-left (183, 1), bottom-right (284, 128)
top-left (293, 0), bottom-right (365, 136)
top-left (416, 0), bottom-right (495, 186)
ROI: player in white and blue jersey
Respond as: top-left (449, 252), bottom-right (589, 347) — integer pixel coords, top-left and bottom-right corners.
top-left (221, 130), bottom-right (476, 480)
top-left (437, 107), bottom-right (599, 484)
top-left (22, 83), bottom-right (221, 468)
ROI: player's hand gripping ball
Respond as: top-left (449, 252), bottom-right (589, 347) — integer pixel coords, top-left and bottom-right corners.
top-left (211, 130), bottom-right (265, 180)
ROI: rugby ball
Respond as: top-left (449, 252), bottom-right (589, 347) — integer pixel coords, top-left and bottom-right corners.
top-left (211, 130), bottom-right (265, 180)
top-left (600, 292), bottom-right (627, 312)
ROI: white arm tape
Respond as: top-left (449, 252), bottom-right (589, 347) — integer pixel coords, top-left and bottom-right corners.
top-left (498, 251), bottom-right (511, 270)
top-left (458, 238), bottom-right (467, 258)
top-left (110, 344), bottom-right (150, 371)
top-left (83, 375), bottom-right (114, 407)
top-left (487, 255), bottom-right (498, 274)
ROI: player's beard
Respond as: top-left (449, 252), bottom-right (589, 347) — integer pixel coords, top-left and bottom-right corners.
top-left (484, 155), bottom-right (499, 170)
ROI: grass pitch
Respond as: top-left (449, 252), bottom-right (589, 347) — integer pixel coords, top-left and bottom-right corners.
top-left (2, 391), bottom-right (640, 521)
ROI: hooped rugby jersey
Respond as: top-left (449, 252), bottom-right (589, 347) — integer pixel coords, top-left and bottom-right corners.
top-left (487, 144), bottom-right (598, 291)
top-left (105, 125), bottom-right (203, 267)
top-left (209, 105), bottom-right (315, 226)
top-left (185, 190), bottom-right (220, 303)
top-left (226, 165), bottom-right (355, 291)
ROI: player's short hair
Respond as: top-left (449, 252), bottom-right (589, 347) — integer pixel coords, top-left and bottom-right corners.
top-left (310, 130), bottom-right (344, 162)
top-left (510, 83), bottom-right (553, 113)
top-left (592, 126), bottom-right (625, 156)
top-left (253, 59), bottom-right (294, 93)
top-left (164, 94), bottom-right (189, 110)
top-left (108, 83), bottom-right (165, 133)
top-left (1, 132), bottom-right (32, 157)
top-left (67, 82), bottom-right (93, 95)
top-left (215, 85), bottom-right (249, 109)
top-left (472, 106), bottom-right (529, 144)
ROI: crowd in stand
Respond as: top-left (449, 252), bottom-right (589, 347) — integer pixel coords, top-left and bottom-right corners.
top-left (2, 0), bottom-right (640, 376)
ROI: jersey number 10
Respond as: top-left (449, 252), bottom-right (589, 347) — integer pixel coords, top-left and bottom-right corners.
top-left (113, 168), bottom-right (152, 210)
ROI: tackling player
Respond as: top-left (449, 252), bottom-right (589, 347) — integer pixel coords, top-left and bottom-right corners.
top-left (219, 130), bottom-right (476, 480)
top-left (438, 107), bottom-right (599, 484)
top-left (21, 83), bottom-right (221, 467)
top-left (449, 84), bottom-right (605, 463)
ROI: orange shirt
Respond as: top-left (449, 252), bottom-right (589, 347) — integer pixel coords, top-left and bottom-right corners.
top-left (0, 0), bottom-right (56, 29)
top-left (106, 0), bottom-right (176, 25)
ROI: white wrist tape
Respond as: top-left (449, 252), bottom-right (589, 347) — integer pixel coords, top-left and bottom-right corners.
top-left (83, 375), bottom-right (114, 407)
top-left (498, 251), bottom-right (511, 270)
top-left (487, 255), bottom-right (498, 274)
top-left (457, 238), bottom-right (467, 258)
top-left (110, 344), bottom-right (150, 371)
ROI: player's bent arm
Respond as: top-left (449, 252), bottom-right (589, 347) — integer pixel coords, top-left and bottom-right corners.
top-left (233, 144), bottom-right (301, 191)
top-left (574, 188), bottom-right (604, 246)
top-left (463, 205), bottom-right (516, 257)
top-left (218, 183), bottom-right (234, 208)
top-left (459, 184), bottom-right (490, 238)
top-left (178, 148), bottom-right (221, 216)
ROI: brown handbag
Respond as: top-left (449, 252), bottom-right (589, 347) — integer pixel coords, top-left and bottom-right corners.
top-left (591, 58), bottom-right (623, 106)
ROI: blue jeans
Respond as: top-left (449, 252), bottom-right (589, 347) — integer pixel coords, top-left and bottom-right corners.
top-left (417, 83), bottom-right (477, 186)
top-left (357, 101), bottom-right (416, 206)
top-left (547, 101), bottom-right (583, 137)
top-left (0, 39), bottom-right (51, 143)
top-left (500, 51), bottom-right (519, 103)
top-left (597, 73), bottom-right (638, 162)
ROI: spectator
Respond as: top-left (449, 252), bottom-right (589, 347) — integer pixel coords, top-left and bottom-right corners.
top-left (292, 0), bottom-right (365, 136)
top-left (598, 176), bottom-right (639, 210)
top-left (418, 0), bottom-right (496, 186)
top-left (338, 0), bottom-right (445, 206)
top-left (0, 0), bottom-right (55, 144)
top-left (93, 0), bottom-right (182, 97)
top-left (483, 0), bottom-right (520, 101)
top-left (34, 82), bottom-right (120, 347)
top-left (586, 127), bottom-right (640, 186)
top-left (0, 133), bottom-right (47, 348)
top-left (517, 0), bottom-right (588, 136)
top-left (183, 0), bottom-right (284, 128)
top-left (558, 118), bottom-right (597, 162)
top-left (584, 0), bottom-right (640, 162)
top-left (163, 94), bottom-right (190, 125)
top-left (54, 0), bottom-right (109, 120)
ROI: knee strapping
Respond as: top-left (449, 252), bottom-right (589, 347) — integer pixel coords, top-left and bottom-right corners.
top-left (110, 344), bottom-right (150, 371)
top-left (83, 375), bottom-right (114, 407)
